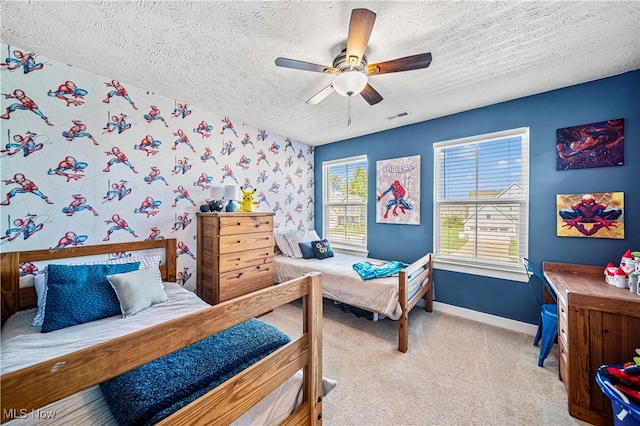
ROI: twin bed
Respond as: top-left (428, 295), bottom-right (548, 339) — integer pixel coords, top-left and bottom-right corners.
top-left (1, 239), bottom-right (328, 425)
top-left (273, 240), bottom-right (434, 353)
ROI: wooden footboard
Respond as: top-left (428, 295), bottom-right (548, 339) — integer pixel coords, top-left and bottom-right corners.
top-left (398, 252), bottom-right (434, 353)
top-left (1, 240), bottom-right (323, 425)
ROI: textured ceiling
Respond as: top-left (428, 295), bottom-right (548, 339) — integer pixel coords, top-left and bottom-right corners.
top-left (1, 1), bottom-right (639, 146)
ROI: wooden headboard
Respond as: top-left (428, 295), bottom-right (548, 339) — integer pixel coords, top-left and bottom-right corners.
top-left (0, 239), bottom-right (177, 326)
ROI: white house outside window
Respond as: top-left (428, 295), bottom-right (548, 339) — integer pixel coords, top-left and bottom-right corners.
top-left (433, 128), bottom-right (529, 281)
top-left (322, 156), bottom-right (368, 252)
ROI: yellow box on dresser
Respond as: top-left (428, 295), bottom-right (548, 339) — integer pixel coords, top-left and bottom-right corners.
top-left (196, 212), bottom-right (275, 305)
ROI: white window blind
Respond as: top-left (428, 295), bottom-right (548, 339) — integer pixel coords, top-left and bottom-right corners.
top-left (322, 156), bottom-right (368, 249)
top-left (433, 128), bottom-right (529, 280)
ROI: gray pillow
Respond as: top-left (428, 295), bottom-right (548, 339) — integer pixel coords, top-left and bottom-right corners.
top-left (107, 267), bottom-right (168, 317)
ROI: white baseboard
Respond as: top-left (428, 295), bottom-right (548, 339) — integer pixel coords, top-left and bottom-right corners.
top-left (432, 301), bottom-right (538, 336)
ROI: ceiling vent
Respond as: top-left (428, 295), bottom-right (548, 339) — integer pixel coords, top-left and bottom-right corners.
top-left (387, 111), bottom-right (410, 120)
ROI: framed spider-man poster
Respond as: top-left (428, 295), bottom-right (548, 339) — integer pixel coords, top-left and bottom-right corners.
top-left (556, 118), bottom-right (624, 170)
top-left (556, 192), bottom-right (624, 239)
top-left (376, 155), bottom-right (420, 225)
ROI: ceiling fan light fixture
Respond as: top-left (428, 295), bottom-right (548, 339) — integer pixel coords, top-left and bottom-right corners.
top-left (333, 71), bottom-right (368, 97)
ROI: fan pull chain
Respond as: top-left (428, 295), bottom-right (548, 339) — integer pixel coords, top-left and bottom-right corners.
top-left (347, 94), bottom-right (352, 126)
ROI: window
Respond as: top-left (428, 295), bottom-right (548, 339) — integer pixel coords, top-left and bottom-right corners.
top-left (322, 155), bottom-right (368, 251)
top-left (433, 128), bottom-right (529, 281)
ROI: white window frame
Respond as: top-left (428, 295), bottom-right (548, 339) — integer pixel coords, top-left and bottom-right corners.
top-left (322, 155), bottom-right (368, 255)
top-left (433, 127), bottom-right (530, 282)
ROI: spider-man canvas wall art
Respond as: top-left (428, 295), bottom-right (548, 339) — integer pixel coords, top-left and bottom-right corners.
top-left (556, 119), bottom-right (624, 170)
top-left (557, 192), bottom-right (624, 239)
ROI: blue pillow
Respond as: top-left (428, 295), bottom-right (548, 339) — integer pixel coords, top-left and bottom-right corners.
top-left (41, 262), bottom-right (140, 333)
top-left (298, 241), bottom-right (315, 259)
top-left (312, 239), bottom-right (334, 260)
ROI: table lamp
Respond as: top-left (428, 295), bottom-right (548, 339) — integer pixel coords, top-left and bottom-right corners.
top-left (224, 185), bottom-right (240, 212)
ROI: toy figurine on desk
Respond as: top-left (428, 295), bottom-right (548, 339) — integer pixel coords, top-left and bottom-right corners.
top-left (238, 187), bottom-right (258, 212)
top-left (604, 249), bottom-right (640, 294)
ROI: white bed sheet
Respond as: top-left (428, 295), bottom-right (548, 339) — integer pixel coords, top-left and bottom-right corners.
top-left (1, 282), bottom-right (335, 425)
top-left (274, 252), bottom-right (419, 320)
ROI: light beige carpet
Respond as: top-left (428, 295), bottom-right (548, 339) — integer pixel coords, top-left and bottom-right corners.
top-left (261, 299), bottom-right (591, 426)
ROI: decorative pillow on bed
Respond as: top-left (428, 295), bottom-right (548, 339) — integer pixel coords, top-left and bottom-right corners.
top-left (305, 230), bottom-right (321, 242)
top-left (30, 273), bottom-right (47, 326)
top-left (274, 230), bottom-right (293, 257)
top-left (312, 239), bottom-right (334, 260)
top-left (107, 267), bottom-right (168, 317)
top-left (107, 255), bottom-right (164, 287)
top-left (283, 230), bottom-right (305, 258)
top-left (30, 256), bottom-right (162, 327)
top-left (274, 230), bottom-right (303, 257)
top-left (298, 241), bottom-right (315, 259)
top-left (41, 262), bottom-right (140, 333)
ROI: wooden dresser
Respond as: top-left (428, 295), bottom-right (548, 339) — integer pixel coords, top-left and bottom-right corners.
top-left (196, 212), bottom-right (275, 305)
top-left (543, 262), bottom-right (640, 426)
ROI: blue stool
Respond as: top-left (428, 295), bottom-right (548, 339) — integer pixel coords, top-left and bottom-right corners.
top-left (522, 258), bottom-right (558, 367)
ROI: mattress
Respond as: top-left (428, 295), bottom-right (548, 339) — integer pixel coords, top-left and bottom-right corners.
top-left (1, 282), bottom-right (334, 425)
top-left (274, 252), bottom-right (420, 320)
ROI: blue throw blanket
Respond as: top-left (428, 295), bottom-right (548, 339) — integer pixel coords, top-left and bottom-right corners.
top-left (100, 319), bottom-right (291, 426)
top-left (353, 260), bottom-right (408, 280)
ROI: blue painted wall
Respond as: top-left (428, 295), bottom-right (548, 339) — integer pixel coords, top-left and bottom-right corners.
top-left (314, 70), bottom-right (639, 325)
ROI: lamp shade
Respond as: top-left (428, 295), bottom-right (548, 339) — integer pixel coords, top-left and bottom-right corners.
top-left (224, 185), bottom-right (240, 201)
top-left (333, 71), bottom-right (368, 97)
top-left (211, 185), bottom-right (224, 200)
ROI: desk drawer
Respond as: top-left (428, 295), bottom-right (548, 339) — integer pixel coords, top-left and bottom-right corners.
top-left (558, 298), bottom-right (568, 342)
top-left (559, 343), bottom-right (569, 388)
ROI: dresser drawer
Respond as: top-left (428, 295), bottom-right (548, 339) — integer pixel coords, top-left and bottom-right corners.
top-left (218, 263), bottom-right (274, 302)
top-left (219, 215), bottom-right (274, 236)
top-left (218, 247), bottom-right (274, 273)
top-left (219, 232), bottom-right (273, 254)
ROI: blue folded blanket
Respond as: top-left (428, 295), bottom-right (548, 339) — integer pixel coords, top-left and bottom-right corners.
top-left (353, 260), bottom-right (408, 280)
top-left (100, 318), bottom-right (291, 426)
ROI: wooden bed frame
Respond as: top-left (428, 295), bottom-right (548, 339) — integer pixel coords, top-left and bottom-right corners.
top-left (397, 252), bottom-right (434, 353)
top-left (1, 239), bottom-right (324, 425)
top-left (346, 252), bottom-right (434, 353)
top-left (275, 247), bottom-right (433, 353)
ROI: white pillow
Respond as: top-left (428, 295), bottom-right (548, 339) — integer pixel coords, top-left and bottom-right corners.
top-left (107, 255), bottom-right (163, 287)
top-left (107, 267), bottom-right (168, 317)
top-left (30, 273), bottom-right (47, 326)
top-left (305, 230), bottom-right (321, 242)
top-left (274, 231), bottom-right (295, 257)
top-left (284, 230), bottom-right (305, 258)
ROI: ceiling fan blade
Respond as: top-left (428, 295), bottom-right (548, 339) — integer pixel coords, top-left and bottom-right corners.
top-left (306, 83), bottom-right (335, 105)
top-left (345, 9), bottom-right (376, 68)
top-left (366, 52), bottom-right (432, 75)
top-left (360, 83), bottom-right (383, 105)
top-left (275, 57), bottom-right (338, 74)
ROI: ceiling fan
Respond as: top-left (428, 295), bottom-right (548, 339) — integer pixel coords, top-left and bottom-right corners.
top-left (275, 8), bottom-right (432, 108)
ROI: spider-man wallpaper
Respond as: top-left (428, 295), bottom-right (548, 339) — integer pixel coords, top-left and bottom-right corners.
top-left (556, 118), bottom-right (624, 170)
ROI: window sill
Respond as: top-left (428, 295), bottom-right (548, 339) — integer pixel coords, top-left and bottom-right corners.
top-left (434, 258), bottom-right (528, 282)
top-left (330, 244), bottom-right (369, 258)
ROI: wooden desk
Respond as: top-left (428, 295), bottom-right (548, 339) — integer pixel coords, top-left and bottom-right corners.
top-left (543, 262), bottom-right (640, 426)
